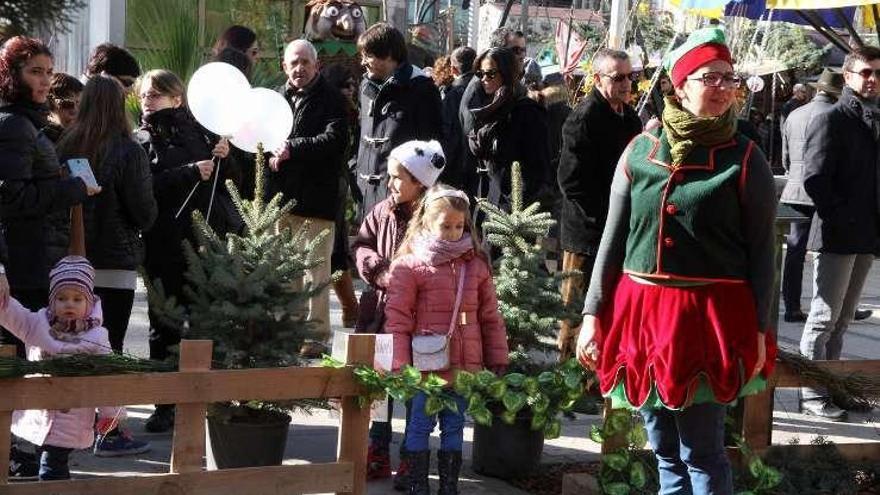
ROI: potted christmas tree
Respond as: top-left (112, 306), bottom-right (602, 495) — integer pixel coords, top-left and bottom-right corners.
top-left (472, 162), bottom-right (583, 479)
top-left (151, 145), bottom-right (326, 469)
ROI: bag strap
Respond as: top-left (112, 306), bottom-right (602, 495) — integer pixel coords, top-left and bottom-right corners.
top-left (446, 262), bottom-right (467, 338)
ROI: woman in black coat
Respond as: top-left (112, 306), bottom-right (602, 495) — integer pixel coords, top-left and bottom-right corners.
top-left (467, 47), bottom-right (551, 211)
top-left (135, 69), bottom-right (227, 432)
top-left (0, 37), bottom-right (95, 354)
top-left (58, 75), bottom-right (157, 354)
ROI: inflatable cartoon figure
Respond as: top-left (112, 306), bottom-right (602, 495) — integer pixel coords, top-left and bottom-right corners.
top-left (305, 0), bottom-right (367, 42)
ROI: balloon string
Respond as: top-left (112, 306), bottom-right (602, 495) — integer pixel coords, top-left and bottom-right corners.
top-left (206, 156), bottom-right (221, 225)
top-left (175, 180), bottom-right (201, 220)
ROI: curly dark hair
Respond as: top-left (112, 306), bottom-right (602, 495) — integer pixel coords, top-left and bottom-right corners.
top-left (48, 72), bottom-right (84, 112)
top-left (85, 43), bottom-right (140, 79)
top-left (0, 36), bottom-right (53, 103)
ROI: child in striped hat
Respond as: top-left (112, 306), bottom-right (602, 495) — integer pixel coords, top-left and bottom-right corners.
top-left (0, 256), bottom-right (149, 480)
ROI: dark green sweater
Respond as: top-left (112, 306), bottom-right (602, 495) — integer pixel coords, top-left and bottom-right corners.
top-left (583, 128), bottom-right (778, 331)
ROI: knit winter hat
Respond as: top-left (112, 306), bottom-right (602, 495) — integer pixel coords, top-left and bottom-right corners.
top-left (49, 256), bottom-right (96, 309)
top-left (389, 140), bottom-right (446, 188)
top-left (664, 27), bottom-right (733, 88)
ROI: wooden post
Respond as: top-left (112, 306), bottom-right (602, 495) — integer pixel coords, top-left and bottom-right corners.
top-left (170, 340), bottom-right (213, 474)
top-left (337, 333), bottom-right (375, 495)
top-left (0, 345), bottom-right (16, 485)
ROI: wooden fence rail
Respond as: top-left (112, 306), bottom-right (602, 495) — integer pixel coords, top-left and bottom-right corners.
top-left (0, 333), bottom-right (375, 495)
top-left (740, 357), bottom-right (880, 463)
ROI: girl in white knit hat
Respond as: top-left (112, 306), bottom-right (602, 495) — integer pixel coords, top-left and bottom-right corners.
top-left (352, 140), bottom-right (445, 486)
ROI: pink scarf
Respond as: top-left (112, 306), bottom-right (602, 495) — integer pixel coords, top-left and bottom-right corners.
top-left (46, 298), bottom-right (101, 343)
top-left (411, 233), bottom-right (474, 266)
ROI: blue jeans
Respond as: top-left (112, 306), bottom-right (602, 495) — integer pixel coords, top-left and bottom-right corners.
top-left (38, 445), bottom-right (73, 481)
top-left (640, 403), bottom-right (732, 495)
top-left (404, 392), bottom-right (468, 452)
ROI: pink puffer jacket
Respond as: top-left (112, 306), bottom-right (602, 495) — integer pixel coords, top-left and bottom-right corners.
top-left (0, 298), bottom-right (122, 450)
top-left (386, 250), bottom-right (509, 382)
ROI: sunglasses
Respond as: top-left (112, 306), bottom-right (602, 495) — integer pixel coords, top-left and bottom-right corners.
top-left (600, 72), bottom-right (637, 83)
top-left (686, 72), bottom-right (742, 88)
top-left (847, 68), bottom-right (880, 79)
top-left (475, 69), bottom-right (500, 80)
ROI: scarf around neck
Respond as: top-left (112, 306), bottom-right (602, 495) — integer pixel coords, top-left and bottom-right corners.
top-left (411, 233), bottom-right (474, 266)
top-left (46, 298), bottom-right (101, 343)
top-left (661, 96), bottom-right (737, 166)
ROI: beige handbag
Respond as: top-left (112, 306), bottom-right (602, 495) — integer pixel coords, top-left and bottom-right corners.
top-left (411, 265), bottom-right (466, 372)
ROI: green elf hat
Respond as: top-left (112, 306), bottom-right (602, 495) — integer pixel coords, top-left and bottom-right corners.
top-left (664, 27), bottom-right (733, 88)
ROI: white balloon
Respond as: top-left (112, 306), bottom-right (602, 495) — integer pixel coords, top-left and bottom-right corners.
top-left (746, 75), bottom-right (765, 93)
top-left (231, 88), bottom-right (294, 154)
top-left (187, 62), bottom-right (251, 136)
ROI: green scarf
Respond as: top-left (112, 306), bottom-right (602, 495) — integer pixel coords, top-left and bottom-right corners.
top-left (661, 96), bottom-right (737, 166)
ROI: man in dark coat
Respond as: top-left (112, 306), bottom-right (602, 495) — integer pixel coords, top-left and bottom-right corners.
top-left (269, 39), bottom-right (348, 350)
top-left (556, 48), bottom-right (642, 359)
top-left (799, 47), bottom-right (880, 421)
top-left (439, 46), bottom-right (475, 189)
top-left (780, 68), bottom-right (843, 323)
top-left (354, 23), bottom-right (442, 219)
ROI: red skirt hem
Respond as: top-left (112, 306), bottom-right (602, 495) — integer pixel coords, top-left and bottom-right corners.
top-left (595, 276), bottom-right (777, 409)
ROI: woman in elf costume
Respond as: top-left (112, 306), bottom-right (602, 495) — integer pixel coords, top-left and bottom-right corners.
top-left (576, 27), bottom-right (777, 494)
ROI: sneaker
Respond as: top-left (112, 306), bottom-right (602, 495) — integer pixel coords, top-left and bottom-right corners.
top-left (93, 430), bottom-right (152, 457)
top-left (800, 400), bottom-right (848, 422)
top-left (783, 311), bottom-right (807, 323)
top-left (366, 445), bottom-right (391, 480)
top-left (145, 405), bottom-right (175, 433)
top-left (854, 308), bottom-right (872, 321)
top-left (8, 445), bottom-right (38, 482)
top-left (392, 456), bottom-right (411, 491)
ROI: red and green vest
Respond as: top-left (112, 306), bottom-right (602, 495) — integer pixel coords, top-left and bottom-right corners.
top-left (622, 127), bottom-right (757, 283)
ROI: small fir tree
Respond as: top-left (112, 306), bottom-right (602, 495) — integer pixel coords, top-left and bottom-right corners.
top-left (477, 162), bottom-right (579, 371)
top-left (150, 144), bottom-right (327, 418)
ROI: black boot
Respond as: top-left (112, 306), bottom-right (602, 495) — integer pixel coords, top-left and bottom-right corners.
top-left (408, 450), bottom-right (431, 495)
top-left (393, 447), bottom-right (410, 491)
top-left (437, 450), bottom-right (462, 495)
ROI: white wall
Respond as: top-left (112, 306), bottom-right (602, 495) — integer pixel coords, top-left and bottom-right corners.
top-left (47, 0), bottom-right (126, 77)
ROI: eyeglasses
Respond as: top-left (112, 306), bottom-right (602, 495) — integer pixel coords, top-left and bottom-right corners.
top-left (139, 91), bottom-right (166, 101)
top-left (475, 69), bottom-right (499, 80)
top-left (56, 99), bottom-right (77, 110)
top-left (847, 68), bottom-right (880, 80)
top-left (686, 72), bottom-right (742, 88)
top-left (600, 72), bottom-right (637, 83)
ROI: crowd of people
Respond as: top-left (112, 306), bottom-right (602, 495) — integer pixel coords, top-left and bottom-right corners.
top-left (1, 16), bottom-right (878, 495)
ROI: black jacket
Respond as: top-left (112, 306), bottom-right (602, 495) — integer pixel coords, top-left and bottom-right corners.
top-left (468, 92), bottom-right (552, 211)
top-left (439, 73), bottom-right (473, 189)
top-left (137, 107), bottom-right (213, 274)
top-left (781, 93), bottom-right (836, 207)
top-left (267, 74), bottom-right (349, 221)
top-left (459, 76), bottom-right (489, 198)
top-left (804, 87), bottom-right (880, 254)
top-left (557, 88), bottom-right (641, 254)
top-left (76, 136), bottom-right (157, 270)
top-left (0, 102), bottom-right (87, 289)
top-left (355, 63), bottom-right (442, 219)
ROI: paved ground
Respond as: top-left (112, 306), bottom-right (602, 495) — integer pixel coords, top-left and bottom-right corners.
top-left (28, 252), bottom-right (880, 493)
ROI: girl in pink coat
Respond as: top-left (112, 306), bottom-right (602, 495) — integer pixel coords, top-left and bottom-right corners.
top-left (0, 256), bottom-right (146, 480)
top-left (386, 184), bottom-right (509, 495)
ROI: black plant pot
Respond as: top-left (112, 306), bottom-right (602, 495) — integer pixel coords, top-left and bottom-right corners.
top-left (206, 414), bottom-right (292, 469)
top-left (471, 411), bottom-right (544, 479)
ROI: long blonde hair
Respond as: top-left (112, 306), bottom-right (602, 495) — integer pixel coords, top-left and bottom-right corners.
top-left (395, 184), bottom-right (484, 260)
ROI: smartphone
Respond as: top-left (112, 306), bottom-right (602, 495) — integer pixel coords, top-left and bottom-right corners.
top-left (66, 158), bottom-right (99, 189)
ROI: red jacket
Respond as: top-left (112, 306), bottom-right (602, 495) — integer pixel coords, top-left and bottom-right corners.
top-left (385, 251), bottom-right (509, 382)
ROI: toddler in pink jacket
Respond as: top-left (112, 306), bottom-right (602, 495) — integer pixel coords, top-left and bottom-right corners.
top-left (385, 184), bottom-right (508, 495)
top-left (0, 256), bottom-right (144, 480)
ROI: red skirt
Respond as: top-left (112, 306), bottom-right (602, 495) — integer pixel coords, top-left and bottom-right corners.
top-left (596, 275), bottom-right (777, 409)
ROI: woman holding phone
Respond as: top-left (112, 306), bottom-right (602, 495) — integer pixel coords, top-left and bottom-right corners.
top-left (57, 75), bottom-right (157, 354)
